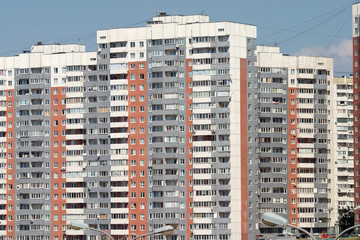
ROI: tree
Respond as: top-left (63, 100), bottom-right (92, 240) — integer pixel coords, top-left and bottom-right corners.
top-left (338, 207), bottom-right (354, 233)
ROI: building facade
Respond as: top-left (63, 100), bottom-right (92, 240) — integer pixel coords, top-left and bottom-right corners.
top-left (0, 44), bottom-right (96, 240)
top-left (0, 11), bottom-right (352, 240)
top-left (92, 13), bottom-right (256, 240)
top-left (0, 13), bottom-right (257, 240)
top-left (330, 76), bottom-right (354, 219)
top-left (353, 3), bottom-right (360, 225)
top-left (254, 46), bottom-right (335, 235)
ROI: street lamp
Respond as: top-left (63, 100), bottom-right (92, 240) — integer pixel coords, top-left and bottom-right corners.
top-left (69, 221), bottom-right (174, 240)
top-left (131, 225), bottom-right (174, 239)
top-left (335, 205), bottom-right (360, 236)
top-left (261, 213), bottom-right (316, 240)
top-left (69, 221), bottom-right (115, 240)
top-left (325, 207), bottom-right (333, 235)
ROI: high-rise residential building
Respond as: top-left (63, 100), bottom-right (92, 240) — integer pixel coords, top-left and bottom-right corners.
top-left (254, 46), bottom-right (334, 235)
top-left (353, 3), bottom-right (360, 225)
top-left (0, 11), bottom-right (351, 240)
top-left (0, 43), bottom-right (96, 240)
top-left (93, 13), bottom-right (257, 240)
top-left (0, 13), bottom-right (257, 240)
top-left (330, 76), bottom-right (354, 215)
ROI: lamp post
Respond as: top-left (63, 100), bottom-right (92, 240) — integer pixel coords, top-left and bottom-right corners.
top-left (69, 221), bottom-right (174, 240)
top-left (261, 212), bottom-right (316, 240)
top-left (335, 205), bottom-right (360, 236)
top-left (69, 221), bottom-right (115, 240)
top-left (325, 207), bottom-right (333, 235)
top-left (131, 225), bottom-right (174, 239)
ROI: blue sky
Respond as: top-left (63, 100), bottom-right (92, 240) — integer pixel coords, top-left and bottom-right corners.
top-left (0, 0), bottom-right (355, 75)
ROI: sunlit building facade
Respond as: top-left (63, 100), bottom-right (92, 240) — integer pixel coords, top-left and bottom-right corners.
top-left (352, 3), bottom-right (360, 225)
top-left (0, 13), bottom-right (257, 240)
top-left (254, 46), bottom-right (335, 235)
top-left (0, 11), bottom-right (350, 240)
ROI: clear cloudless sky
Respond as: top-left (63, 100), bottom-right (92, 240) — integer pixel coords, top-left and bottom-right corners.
top-left (0, 0), bottom-right (356, 74)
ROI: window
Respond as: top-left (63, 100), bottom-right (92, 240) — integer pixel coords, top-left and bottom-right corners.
top-left (139, 63), bottom-right (144, 69)
top-left (130, 42), bottom-right (135, 47)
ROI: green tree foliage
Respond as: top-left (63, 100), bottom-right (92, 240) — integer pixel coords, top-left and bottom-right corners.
top-left (338, 207), bottom-right (354, 232)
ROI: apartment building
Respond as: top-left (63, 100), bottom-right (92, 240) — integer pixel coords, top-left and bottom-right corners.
top-left (353, 3), bottom-right (360, 225)
top-left (254, 46), bottom-right (334, 235)
top-left (0, 13), bottom-right (258, 240)
top-left (0, 43), bottom-right (96, 240)
top-left (93, 13), bottom-right (257, 240)
top-left (330, 76), bottom-right (354, 216)
top-left (0, 11), bottom-right (348, 240)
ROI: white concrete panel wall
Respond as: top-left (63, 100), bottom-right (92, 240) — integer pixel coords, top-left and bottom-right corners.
top-left (353, 3), bottom-right (360, 37)
top-left (228, 23), bottom-right (256, 239)
top-left (31, 44), bottom-right (86, 54)
top-left (152, 15), bottom-right (209, 24)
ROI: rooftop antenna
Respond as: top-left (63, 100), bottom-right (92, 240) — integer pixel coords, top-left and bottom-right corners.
top-left (201, 10), bottom-right (205, 15)
top-left (274, 42), bottom-right (277, 47)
